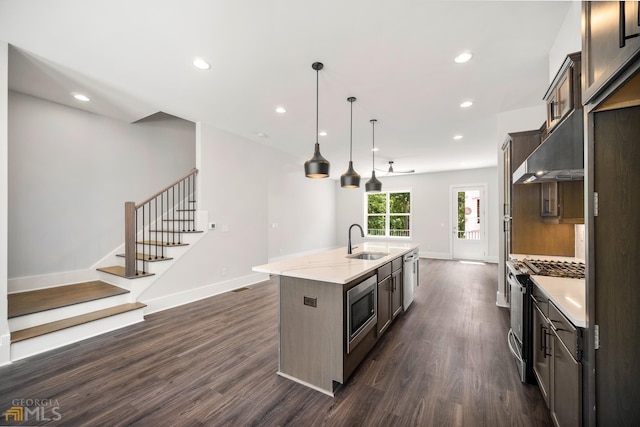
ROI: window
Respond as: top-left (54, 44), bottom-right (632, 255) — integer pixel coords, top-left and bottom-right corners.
top-left (365, 191), bottom-right (411, 238)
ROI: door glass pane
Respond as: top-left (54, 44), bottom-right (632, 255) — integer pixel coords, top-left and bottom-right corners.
top-left (457, 190), bottom-right (481, 240)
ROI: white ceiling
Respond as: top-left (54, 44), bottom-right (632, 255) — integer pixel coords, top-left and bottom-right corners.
top-left (0, 0), bottom-right (572, 176)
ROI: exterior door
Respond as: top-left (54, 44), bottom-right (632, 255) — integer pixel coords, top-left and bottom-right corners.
top-left (451, 185), bottom-right (487, 261)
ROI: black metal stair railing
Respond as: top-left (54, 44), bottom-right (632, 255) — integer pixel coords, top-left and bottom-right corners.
top-left (124, 168), bottom-right (198, 277)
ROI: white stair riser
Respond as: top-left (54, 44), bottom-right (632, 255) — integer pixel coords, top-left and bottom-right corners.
top-left (11, 309), bottom-right (145, 361)
top-left (9, 293), bottom-right (132, 331)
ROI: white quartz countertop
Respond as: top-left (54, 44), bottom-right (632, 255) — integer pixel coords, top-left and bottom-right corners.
top-left (253, 242), bottom-right (419, 284)
top-left (531, 275), bottom-right (586, 328)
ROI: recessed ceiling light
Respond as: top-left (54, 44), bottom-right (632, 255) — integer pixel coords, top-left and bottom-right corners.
top-left (318, 131), bottom-right (327, 136)
top-left (454, 52), bottom-right (473, 63)
top-left (453, 135), bottom-right (463, 140)
top-left (460, 100), bottom-right (473, 108)
top-left (73, 94), bottom-right (90, 102)
top-left (257, 132), bottom-right (268, 138)
top-left (275, 106), bottom-right (287, 114)
top-left (193, 57), bottom-right (211, 70)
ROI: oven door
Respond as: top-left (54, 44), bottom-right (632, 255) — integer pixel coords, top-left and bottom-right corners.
top-left (508, 269), bottom-right (525, 343)
top-left (346, 275), bottom-right (377, 354)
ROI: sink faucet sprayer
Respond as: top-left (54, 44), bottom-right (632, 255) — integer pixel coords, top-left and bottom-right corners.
top-left (348, 224), bottom-right (364, 254)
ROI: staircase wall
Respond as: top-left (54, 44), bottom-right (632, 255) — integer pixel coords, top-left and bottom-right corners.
top-left (1, 41), bottom-right (10, 366)
top-left (139, 123), bottom-right (337, 313)
top-left (7, 91), bottom-right (196, 287)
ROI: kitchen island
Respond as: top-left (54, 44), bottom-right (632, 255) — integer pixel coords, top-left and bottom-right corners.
top-left (253, 242), bottom-right (419, 396)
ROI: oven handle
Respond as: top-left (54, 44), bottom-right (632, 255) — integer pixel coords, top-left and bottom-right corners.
top-left (507, 329), bottom-right (523, 363)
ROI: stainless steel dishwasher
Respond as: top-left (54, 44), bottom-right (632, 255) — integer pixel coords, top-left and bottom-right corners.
top-left (403, 249), bottom-right (419, 309)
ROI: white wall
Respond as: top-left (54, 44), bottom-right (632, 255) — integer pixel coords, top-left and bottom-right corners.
top-left (7, 92), bottom-right (195, 282)
top-left (268, 169), bottom-right (336, 260)
top-left (549, 1), bottom-right (582, 82)
top-left (1, 41), bottom-right (10, 365)
top-left (138, 124), bottom-right (336, 310)
top-left (335, 167), bottom-right (499, 262)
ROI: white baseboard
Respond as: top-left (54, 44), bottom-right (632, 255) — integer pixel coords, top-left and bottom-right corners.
top-left (0, 333), bottom-right (10, 366)
top-left (419, 251), bottom-right (451, 260)
top-left (496, 291), bottom-right (509, 308)
top-left (141, 272), bottom-right (271, 315)
top-left (8, 269), bottom-right (98, 294)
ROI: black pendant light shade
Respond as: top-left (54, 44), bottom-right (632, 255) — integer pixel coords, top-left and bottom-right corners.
top-left (304, 62), bottom-right (330, 179)
top-left (365, 119), bottom-right (382, 192)
top-left (341, 96), bottom-right (361, 188)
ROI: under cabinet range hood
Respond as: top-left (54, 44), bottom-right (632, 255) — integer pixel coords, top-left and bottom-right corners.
top-left (513, 111), bottom-right (584, 184)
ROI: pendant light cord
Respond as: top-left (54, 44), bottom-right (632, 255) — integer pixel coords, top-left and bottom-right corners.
top-left (371, 120), bottom-right (376, 168)
top-left (349, 101), bottom-right (353, 161)
top-left (315, 67), bottom-right (319, 145)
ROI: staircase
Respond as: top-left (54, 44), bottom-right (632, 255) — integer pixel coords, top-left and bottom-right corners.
top-left (8, 169), bottom-right (202, 361)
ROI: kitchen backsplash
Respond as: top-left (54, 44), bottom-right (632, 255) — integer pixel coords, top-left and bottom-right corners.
top-left (575, 224), bottom-right (585, 261)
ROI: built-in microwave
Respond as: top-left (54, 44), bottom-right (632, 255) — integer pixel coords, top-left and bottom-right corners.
top-left (346, 274), bottom-right (377, 354)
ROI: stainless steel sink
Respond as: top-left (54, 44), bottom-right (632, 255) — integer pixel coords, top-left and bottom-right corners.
top-left (347, 252), bottom-right (387, 260)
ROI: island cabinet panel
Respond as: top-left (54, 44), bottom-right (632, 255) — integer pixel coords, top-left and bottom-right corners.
top-left (377, 274), bottom-right (392, 336)
top-left (279, 276), bottom-right (344, 395)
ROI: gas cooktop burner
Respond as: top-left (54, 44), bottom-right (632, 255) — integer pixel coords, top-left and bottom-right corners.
top-left (523, 259), bottom-right (585, 279)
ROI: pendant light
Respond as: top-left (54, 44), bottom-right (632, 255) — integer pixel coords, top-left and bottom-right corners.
top-left (304, 62), bottom-right (330, 178)
top-left (340, 97), bottom-right (361, 188)
top-left (365, 119), bottom-right (382, 192)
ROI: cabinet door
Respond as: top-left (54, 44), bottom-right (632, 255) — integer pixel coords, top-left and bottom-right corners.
top-left (377, 277), bottom-right (391, 336)
top-left (391, 270), bottom-right (403, 319)
top-left (547, 72), bottom-right (572, 132)
top-left (533, 305), bottom-right (552, 407)
top-left (583, 1), bottom-right (640, 103)
top-left (540, 182), bottom-right (559, 217)
top-left (552, 337), bottom-right (582, 427)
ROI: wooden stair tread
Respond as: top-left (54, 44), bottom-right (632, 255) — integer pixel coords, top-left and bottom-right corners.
top-left (97, 266), bottom-right (154, 279)
top-left (116, 253), bottom-right (173, 262)
top-left (8, 281), bottom-right (129, 319)
top-left (11, 302), bottom-right (146, 343)
top-left (137, 240), bottom-right (189, 247)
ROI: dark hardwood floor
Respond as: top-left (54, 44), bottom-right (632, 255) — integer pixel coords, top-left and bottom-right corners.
top-left (0, 260), bottom-right (552, 426)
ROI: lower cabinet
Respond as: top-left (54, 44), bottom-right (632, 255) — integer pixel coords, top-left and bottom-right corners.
top-left (532, 289), bottom-right (582, 427)
top-left (377, 257), bottom-right (404, 336)
top-left (533, 304), bottom-right (552, 407)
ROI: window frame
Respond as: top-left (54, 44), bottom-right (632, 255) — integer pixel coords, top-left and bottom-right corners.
top-left (364, 189), bottom-right (412, 239)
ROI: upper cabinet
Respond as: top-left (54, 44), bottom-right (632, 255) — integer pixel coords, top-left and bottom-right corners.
top-left (583, 1), bottom-right (640, 104)
top-left (544, 52), bottom-right (582, 134)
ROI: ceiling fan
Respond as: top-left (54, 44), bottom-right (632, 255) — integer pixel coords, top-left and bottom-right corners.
top-left (376, 161), bottom-right (415, 175)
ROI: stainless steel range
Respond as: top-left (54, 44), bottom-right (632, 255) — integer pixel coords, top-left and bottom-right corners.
top-left (506, 257), bottom-right (585, 383)
top-left (521, 259), bottom-right (585, 279)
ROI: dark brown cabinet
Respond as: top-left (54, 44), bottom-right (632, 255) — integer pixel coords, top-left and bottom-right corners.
top-left (583, 1), bottom-right (640, 103)
top-left (591, 103), bottom-right (640, 425)
top-left (540, 181), bottom-right (584, 224)
top-left (391, 257), bottom-right (403, 320)
top-left (544, 52), bottom-right (581, 133)
top-left (583, 1), bottom-right (640, 422)
top-left (533, 304), bottom-right (552, 407)
top-left (532, 287), bottom-right (583, 427)
top-left (377, 257), bottom-right (403, 336)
